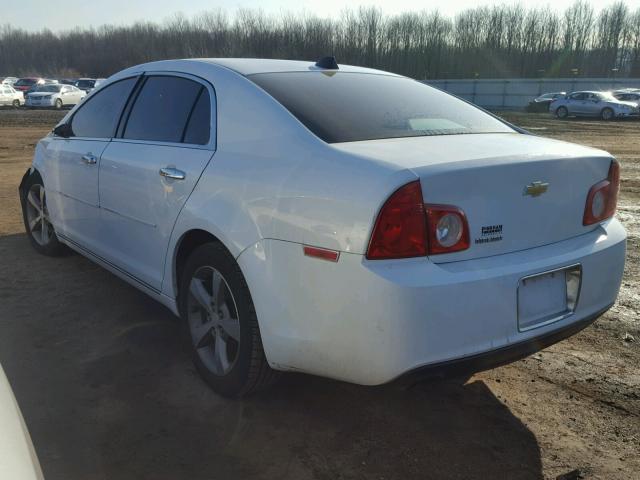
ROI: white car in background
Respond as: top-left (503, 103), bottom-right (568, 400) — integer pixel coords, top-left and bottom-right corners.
top-left (0, 84), bottom-right (24, 107)
top-left (2, 76), bottom-right (19, 86)
top-left (19, 58), bottom-right (626, 397)
top-left (26, 84), bottom-right (86, 109)
top-left (0, 365), bottom-right (44, 480)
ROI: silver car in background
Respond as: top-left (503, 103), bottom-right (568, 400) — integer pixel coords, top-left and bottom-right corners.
top-left (550, 91), bottom-right (639, 120)
top-left (26, 84), bottom-right (86, 109)
top-left (613, 90), bottom-right (640, 107)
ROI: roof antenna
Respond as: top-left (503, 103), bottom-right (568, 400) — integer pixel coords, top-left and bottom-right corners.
top-left (315, 56), bottom-right (339, 70)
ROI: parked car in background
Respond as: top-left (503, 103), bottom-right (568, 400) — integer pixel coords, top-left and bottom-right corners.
top-left (0, 85), bottom-right (24, 107)
top-left (74, 78), bottom-right (105, 93)
top-left (57, 79), bottom-right (76, 85)
top-left (1, 76), bottom-right (19, 86)
top-left (613, 90), bottom-right (640, 106)
top-left (527, 91), bottom-right (566, 112)
top-left (13, 78), bottom-right (45, 96)
top-left (26, 84), bottom-right (86, 109)
top-left (19, 58), bottom-right (626, 397)
top-left (0, 364), bottom-right (44, 480)
top-left (549, 90), bottom-right (639, 120)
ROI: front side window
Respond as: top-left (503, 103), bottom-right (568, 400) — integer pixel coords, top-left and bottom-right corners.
top-left (249, 72), bottom-right (514, 143)
top-left (70, 77), bottom-right (137, 139)
top-left (123, 76), bottom-right (208, 144)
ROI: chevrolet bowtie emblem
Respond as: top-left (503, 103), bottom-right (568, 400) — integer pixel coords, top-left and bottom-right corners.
top-left (523, 181), bottom-right (549, 197)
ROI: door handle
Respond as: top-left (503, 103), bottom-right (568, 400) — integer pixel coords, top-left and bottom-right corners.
top-left (159, 167), bottom-right (186, 180)
top-left (81, 153), bottom-right (97, 165)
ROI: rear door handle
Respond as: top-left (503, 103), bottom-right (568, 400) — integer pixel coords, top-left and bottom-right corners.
top-left (159, 167), bottom-right (186, 180)
top-left (81, 153), bottom-right (97, 165)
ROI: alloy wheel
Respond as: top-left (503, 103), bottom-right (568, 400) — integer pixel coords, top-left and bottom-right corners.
top-left (25, 184), bottom-right (53, 246)
top-left (187, 266), bottom-right (241, 376)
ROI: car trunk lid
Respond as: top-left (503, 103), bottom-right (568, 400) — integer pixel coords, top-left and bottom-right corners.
top-left (333, 133), bottom-right (614, 262)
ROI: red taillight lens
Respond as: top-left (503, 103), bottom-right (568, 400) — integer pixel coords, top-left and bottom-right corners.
top-left (583, 160), bottom-right (620, 226)
top-left (425, 205), bottom-right (470, 254)
top-left (366, 181), bottom-right (427, 260)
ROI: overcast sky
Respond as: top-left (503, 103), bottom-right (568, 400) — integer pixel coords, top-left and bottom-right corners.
top-left (7, 0), bottom-right (640, 31)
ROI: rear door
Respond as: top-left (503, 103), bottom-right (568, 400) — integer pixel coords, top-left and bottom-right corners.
top-left (44, 77), bottom-right (138, 247)
top-left (96, 73), bottom-right (215, 290)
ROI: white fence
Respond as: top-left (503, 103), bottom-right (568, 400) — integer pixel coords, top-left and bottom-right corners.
top-left (426, 78), bottom-right (640, 109)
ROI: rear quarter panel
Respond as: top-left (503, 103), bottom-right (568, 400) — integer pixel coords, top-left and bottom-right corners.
top-left (160, 63), bottom-right (412, 298)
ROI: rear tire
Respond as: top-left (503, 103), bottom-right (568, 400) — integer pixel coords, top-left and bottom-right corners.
top-left (178, 242), bottom-right (278, 397)
top-left (12, 99), bottom-right (20, 108)
top-left (21, 176), bottom-right (67, 256)
top-left (555, 106), bottom-right (568, 119)
top-left (601, 107), bottom-right (614, 121)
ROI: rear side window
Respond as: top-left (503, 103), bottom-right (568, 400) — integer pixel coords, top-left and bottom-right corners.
top-left (123, 76), bottom-right (209, 144)
top-left (70, 77), bottom-right (137, 138)
top-left (183, 89), bottom-right (211, 145)
top-left (249, 72), bottom-right (514, 143)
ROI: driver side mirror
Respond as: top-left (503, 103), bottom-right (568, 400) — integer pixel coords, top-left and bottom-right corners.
top-left (53, 123), bottom-right (73, 138)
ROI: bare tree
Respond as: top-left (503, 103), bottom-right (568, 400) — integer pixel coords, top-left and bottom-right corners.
top-left (1, 3), bottom-right (639, 79)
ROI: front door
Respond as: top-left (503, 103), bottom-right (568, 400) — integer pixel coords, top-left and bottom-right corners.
top-left (96, 74), bottom-right (214, 290)
top-left (43, 77), bottom-right (138, 247)
top-left (0, 87), bottom-right (10, 105)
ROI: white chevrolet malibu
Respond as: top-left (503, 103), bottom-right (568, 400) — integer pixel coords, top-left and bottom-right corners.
top-left (19, 58), bottom-right (626, 397)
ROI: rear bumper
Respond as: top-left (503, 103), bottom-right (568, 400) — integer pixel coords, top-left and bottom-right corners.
top-left (395, 303), bottom-right (610, 384)
top-left (239, 219), bottom-right (626, 385)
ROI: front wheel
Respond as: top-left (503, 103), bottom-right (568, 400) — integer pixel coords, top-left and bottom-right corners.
top-left (12, 99), bottom-right (20, 108)
top-left (54, 98), bottom-right (63, 109)
top-left (178, 242), bottom-right (278, 397)
top-left (555, 106), bottom-right (568, 119)
top-left (21, 178), bottom-right (67, 256)
top-left (601, 107), bottom-right (614, 121)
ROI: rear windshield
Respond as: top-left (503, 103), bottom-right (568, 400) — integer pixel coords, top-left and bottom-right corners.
top-left (34, 85), bottom-right (62, 92)
top-left (76, 80), bottom-right (95, 88)
top-left (249, 72), bottom-right (514, 143)
top-left (15, 79), bottom-right (36, 86)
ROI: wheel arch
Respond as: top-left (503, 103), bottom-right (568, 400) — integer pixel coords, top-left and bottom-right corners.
top-left (171, 228), bottom-right (234, 304)
top-left (18, 167), bottom-right (42, 203)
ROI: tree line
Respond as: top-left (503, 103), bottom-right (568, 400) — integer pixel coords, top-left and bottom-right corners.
top-left (1, 1), bottom-right (640, 79)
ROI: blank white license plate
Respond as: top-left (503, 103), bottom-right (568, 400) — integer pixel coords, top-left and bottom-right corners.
top-left (518, 270), bottom-right (568, 331)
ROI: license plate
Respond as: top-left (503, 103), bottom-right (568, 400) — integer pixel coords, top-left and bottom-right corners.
top-left (517, 265), bottom-right (581, 331)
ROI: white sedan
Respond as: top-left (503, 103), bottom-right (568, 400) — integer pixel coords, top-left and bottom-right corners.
top-left (25, 84), bottom-right (85, 109)
top-left (0, 84), bottom-right (24, 107)
top-left (19, 58), bottom-right (626, 397)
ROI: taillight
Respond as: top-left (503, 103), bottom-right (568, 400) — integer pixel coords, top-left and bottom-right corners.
top-left (366, 181), bottom-right (470, 259)
top-left (425, 205), bottom-right (470, 254)
top-left (583, 160), bottom-right (620, 226)
top-left (366, 181), bottom-right (427, 260)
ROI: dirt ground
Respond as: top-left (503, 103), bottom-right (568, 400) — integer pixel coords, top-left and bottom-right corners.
top-left (0, 109), bottom-right (638, 480)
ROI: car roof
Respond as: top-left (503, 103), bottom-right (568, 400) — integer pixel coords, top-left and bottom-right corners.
top-left (191, 58), bottom-right (399, 77)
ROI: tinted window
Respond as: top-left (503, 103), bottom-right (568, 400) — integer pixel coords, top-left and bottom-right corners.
top-left (183, 89), bottom-right (211, 145)
top-left (70, 77), bottom-right (136, 138)
top-left (76, 80), bottom-right (95, 89)
top-left (570, 93), bottom-right (586, 100)
top-left (36, 85), bottom-right (62, 93)
top-left (123, 76), bottom-right (204, 143)
top-left (250, 72), bottom-right (513, 143)
top-left (15, 79), bottom-right (36, 87)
